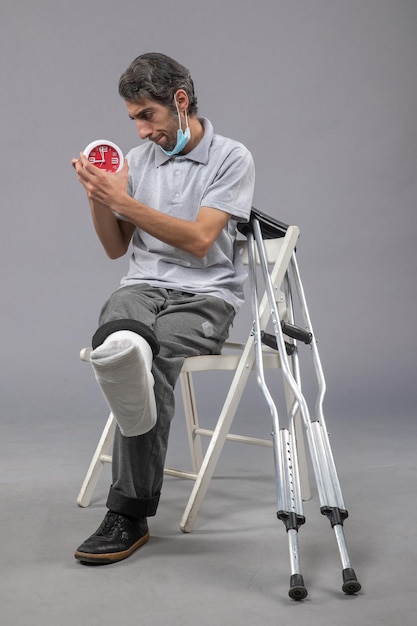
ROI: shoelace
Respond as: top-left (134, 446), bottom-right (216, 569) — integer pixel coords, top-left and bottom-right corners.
top-left (96, 511), bottom-right (119, 536)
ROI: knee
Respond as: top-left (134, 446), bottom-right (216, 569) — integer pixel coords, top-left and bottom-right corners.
top-left (92, 319), bottom-right (160, 357)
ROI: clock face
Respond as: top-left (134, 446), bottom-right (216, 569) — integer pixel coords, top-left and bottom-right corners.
top-left (83, 140), bottom-right (123, 173)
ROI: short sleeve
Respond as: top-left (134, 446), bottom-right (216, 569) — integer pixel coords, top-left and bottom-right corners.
top-left (200, 146), bottom-right (255, 223)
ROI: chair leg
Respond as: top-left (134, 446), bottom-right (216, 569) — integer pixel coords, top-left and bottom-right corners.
top-left (179, 370), bottom-right (204, 473)
top-left (76, 413), bottom-right (116, 507)
top-left (180, 344), bottom-right (255, 533)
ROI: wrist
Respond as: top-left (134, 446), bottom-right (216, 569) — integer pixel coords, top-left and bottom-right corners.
top-left (111, 193), bottom-right (140, 220)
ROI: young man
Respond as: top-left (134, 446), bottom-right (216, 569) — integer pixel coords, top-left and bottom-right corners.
top-left (72, 52), bottom-right (255, 564)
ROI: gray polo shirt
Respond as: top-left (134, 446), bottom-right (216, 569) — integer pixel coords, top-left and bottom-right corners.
top-left (119, 118), bottom-right (255, 311)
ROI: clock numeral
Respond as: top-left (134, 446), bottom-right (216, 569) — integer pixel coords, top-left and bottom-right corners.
top-left (111, 157), bottom-right (119, 164)
top-left (88, 157), bottom-right (96, 163)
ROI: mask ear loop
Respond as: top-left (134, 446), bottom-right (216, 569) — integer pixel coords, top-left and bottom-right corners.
top-left (174, 94), bottom-right (189, 132)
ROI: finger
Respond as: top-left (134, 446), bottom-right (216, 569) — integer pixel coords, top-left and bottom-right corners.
top-left (79, 151), bottom-right (97, 169)
top-left (79, 151), bottom-right (103, 178)
top-left (79, 152), bottom-right (90, 167)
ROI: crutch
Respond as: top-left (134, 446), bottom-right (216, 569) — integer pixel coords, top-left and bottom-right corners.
top-left (245, 210), bottom-right (361, 599)
top-left (246, 222), bottom-right (308, 600)
top-left (286, 248), bottom-right (361, 596)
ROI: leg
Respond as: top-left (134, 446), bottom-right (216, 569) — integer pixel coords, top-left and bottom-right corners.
top-left (75, 285), bottom-right (234, 564)
top-left (107, 289), bottom-right (235, 517)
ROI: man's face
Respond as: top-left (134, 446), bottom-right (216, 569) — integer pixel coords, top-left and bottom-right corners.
top-left (125, 98), bottom-right (180, 152)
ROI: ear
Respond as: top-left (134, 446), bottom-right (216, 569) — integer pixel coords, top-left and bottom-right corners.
top-left (174, 89), bottom-right (189, 112)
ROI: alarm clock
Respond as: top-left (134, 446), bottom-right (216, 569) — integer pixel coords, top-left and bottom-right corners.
top-left (83, 139), bottom-right (124, 173)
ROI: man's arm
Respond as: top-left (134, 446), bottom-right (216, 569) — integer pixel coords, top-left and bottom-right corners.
top-left (88, 199), bottom-right (136, 259)
top-left (72, 157), bottom-right (135, 259)
top-left (73, 153), bottom-right (230, 258)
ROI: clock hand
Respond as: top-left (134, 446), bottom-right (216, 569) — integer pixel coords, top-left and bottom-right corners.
top-left (98, 146), bottom-right (106, 164)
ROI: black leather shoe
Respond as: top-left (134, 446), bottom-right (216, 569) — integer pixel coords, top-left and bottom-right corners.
top-left (74, 511), bottom-right (150, 564)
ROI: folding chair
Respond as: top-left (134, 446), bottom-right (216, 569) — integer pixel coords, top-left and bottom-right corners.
top-left (76, 207), bottom-right (361, 600)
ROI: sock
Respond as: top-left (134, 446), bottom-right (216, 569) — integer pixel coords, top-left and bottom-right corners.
top-left (90, 330), bottom-right (157, 437)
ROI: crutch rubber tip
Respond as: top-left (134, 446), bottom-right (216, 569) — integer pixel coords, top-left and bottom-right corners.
top-left (342, 568), bottom-right (361, 594)
top-left (289, 574), bottom-right (308, 601)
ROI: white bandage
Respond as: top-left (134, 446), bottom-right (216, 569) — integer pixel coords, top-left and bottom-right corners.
top-left (90, 330), bottom-right (157, 437)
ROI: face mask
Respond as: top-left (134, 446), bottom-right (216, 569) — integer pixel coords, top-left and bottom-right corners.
top-left (160, 96), bottom-right (190, 156)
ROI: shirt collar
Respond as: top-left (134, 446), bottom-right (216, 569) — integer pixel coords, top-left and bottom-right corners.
top-left (154, 118), bottom-right (213, 167)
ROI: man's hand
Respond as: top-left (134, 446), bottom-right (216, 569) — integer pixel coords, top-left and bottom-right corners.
top-left (71, 152), bottom-right (129, 210)
top-left (71, 153), bottom-right (134, 259)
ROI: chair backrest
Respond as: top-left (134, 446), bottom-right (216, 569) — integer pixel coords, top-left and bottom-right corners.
top-left (240, 225), bottom-right (300, 330)
top-left (238, 236), bottom-right (295, 266)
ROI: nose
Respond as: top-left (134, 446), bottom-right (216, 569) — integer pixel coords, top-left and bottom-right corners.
top-left (136, 120), bottom-right (152, 140)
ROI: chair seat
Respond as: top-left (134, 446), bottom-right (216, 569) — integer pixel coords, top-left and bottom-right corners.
top-left (181, 344), bottom-right (281, 373)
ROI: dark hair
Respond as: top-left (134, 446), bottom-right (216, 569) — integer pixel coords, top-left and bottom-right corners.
top-left (118, 52), bottom-right (198, 116)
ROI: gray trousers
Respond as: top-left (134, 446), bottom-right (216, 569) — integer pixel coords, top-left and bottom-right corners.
top-left (96, 284), bottom-right (235, 519)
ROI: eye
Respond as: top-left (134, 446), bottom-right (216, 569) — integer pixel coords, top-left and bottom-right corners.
top-left (128, 109), bottom-right (154, 122)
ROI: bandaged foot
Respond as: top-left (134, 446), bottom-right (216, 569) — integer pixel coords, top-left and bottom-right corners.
top-left (90, 330), bottom-right (157, 437)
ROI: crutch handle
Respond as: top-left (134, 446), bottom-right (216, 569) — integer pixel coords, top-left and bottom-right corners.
top-left (281, 321), bottom-right (313, 345)
top-left (261, 331), bottom-right (296, 356)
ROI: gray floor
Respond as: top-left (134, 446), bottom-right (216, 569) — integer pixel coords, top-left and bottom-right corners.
top-left (2, 400), bottom-right (416, 626)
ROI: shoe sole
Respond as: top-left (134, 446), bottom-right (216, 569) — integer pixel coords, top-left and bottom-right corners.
top-left (74, 530), bottom-right (150, 565)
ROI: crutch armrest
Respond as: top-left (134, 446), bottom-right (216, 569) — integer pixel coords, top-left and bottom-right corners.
top-left (238, 206), bottom-right (290, 239)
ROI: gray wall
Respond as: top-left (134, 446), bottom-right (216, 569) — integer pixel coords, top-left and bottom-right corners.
top-left (1, 0), bottom-right (416, 430)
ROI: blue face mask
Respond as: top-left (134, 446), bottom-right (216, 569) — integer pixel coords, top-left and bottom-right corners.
top-left (160, 96), bottom-right (190, 156)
